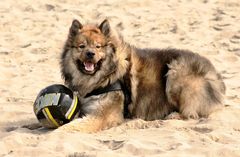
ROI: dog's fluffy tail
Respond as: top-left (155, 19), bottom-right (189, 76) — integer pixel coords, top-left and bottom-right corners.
top-left (166, 53), bottom-right (225, 119)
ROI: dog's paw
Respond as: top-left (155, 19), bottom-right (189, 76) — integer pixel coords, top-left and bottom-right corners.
top-left (57, 117), bottom-right (102, 133)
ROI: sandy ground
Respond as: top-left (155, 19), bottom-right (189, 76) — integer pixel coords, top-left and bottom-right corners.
top-left (0, 0), bottom-right (240, 156)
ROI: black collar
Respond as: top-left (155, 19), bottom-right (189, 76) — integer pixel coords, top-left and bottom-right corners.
top-left (85, 80), bottom-right (122, 98)
top-left (84, 80), bottom-right (132, 118)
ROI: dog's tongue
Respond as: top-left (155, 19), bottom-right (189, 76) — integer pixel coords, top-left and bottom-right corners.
top-left (84, 62), bottom-right (95, 72)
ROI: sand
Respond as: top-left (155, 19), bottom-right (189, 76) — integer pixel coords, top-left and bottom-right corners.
top-left (0, 0), bottom-right (240, 156)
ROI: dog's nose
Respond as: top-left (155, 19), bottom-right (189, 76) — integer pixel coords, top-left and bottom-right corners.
top-left (86, 51), bottom-right (95, 59)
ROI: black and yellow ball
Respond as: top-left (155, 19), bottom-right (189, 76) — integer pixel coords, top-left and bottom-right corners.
top-left (33, 84), bottom-right (80, 129)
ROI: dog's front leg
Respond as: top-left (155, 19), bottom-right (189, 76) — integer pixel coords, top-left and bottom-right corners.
top-left (58, 91), bottom-right (124, 133)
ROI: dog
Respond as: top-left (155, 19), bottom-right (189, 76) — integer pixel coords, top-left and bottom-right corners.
top-left (59, 19), bottom-right (226, 132)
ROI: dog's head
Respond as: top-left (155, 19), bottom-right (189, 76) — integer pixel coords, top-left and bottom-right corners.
top-left (67, 19), bottom-right (112, 75)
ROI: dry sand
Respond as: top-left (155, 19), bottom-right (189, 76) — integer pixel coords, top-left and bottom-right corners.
top-left (0, 0), bottom-right (240, 156)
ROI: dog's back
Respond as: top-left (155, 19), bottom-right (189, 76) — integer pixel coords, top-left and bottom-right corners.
top-left (127, 48), bottom-right (225, 120)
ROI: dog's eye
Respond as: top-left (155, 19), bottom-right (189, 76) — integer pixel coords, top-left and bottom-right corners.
top-left (79, 44), bottom-right (85, 49)
top-left (96, 44), bottom-right (101, 49)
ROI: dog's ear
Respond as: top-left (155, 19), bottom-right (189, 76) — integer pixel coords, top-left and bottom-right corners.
top-left (99, 19), bottom-right (110, 36)
top-left (70, 19), bottom-right (83, 36)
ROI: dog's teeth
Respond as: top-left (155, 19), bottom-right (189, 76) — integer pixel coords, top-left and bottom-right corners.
top-left (84, 62), bottom-right (95, 71)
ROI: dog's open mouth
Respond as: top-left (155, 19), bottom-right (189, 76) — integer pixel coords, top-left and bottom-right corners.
top-left (76, 60), bottom-right (102, 75)
top-left (83, 62), bottom-right (95, 72)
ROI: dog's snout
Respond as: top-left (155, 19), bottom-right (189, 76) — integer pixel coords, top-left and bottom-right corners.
top-left (86, 51), bottom-right (95, 59)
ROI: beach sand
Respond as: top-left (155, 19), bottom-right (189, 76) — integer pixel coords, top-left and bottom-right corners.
top-left (0, 0), bottom-right (240, 156)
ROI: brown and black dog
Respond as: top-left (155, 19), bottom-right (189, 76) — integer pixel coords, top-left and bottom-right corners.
top-left (60, 19), bottom-right (225, 132)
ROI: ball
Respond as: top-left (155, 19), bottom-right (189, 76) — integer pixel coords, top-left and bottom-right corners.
top-left (33, 84), bottom-right (80, 129)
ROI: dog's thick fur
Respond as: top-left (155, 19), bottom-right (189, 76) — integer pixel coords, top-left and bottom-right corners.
top-left (60, 19), bottom-right (225, 132)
